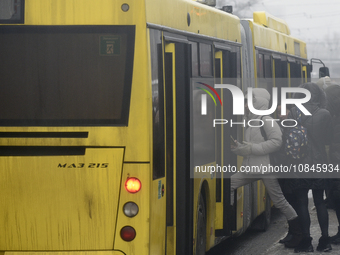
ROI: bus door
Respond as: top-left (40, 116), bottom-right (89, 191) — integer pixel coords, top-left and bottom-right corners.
top-left (163, 35), bottom-right (193, 255)
top-left (149, 29), bottom-right (167, 255)
top-left (214, 48), bottom-right (238, 236)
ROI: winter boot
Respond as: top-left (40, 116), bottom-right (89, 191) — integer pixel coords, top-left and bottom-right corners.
top-left (317, 236), bottom-right (332, 252)
top-left (330, 226), bottom-right (340, 244)
top-left (284, 217), bottom-right (303, 248)
top-left (294, 237), bottom-right (314, 253)
top-left (279, 231), bottom-right (293, 244)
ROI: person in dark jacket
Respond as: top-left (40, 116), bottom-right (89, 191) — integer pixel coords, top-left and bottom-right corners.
top-left (324, 84), bottom-right (340, 244)
top-left (276, 104), bottom-right (299, 244)
top-left (284, 83), bottom-right (333, 252)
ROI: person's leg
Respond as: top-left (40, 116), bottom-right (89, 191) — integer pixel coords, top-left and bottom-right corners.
top-left (334, 199), bottom-right (340, 226)
top-left (230, 172), bottom-right (257, 205)
top-left (278, 179), bottom-right (299, 244)
top-left (312, 189), bottom-right (329, 237)
top-left (332, 182), bottom-right (340, 226)
top-left (313, 189), bottom-right (332, 252)
top-left (331, 188), bottom-right (340, 243)
top-left (284, 192), bottom-right (299, 211)
top-left (262, 177), bottom-right (304, 248)
top-left (291, 188), bottom-right (314, 252)
top-left (279, 192), bottom-right (299, 244)
top-left (261, 177), bottom-right (297, 220)
top-left (294, 188), bottom-right (310, 237)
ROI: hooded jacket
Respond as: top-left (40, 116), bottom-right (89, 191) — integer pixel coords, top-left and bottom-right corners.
top-left (232, 88), bottom-right (282, 174)
top-left (325, 85), bottom-right (340, 164)
top-left (288, 83), bottom-right (332, 189)
top-left (324, 85), bottom-right (340, 197)
top-left (316, 76), bottom-right (339, 91)
top-left (290, 83), bottom-right (332, 164)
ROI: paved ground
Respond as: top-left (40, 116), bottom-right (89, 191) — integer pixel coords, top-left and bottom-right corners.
top-left (265, 206), bottom-right (339, 255)
top-left (208, 191), bottom-right (340, 255)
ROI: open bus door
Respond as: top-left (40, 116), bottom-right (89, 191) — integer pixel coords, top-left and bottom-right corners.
top-left (163, 37), bottom-right (193, 255)
top-left (214, 49), bottom-right (238, 236)
top-left (149, 30), bottom-right (193, 255)
top-left (149, 29), bottom-right (167, 255)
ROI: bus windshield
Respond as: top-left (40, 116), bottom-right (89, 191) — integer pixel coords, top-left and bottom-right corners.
top-left (0, 25), bottom-right (135, 126)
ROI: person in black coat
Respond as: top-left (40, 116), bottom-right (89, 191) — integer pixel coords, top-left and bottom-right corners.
top-left (324, 84), bottom-right (340, 244)
top-left (276, 104), bottom-right (299, 244)
top-left (284, 83), bottom-right (333, 252)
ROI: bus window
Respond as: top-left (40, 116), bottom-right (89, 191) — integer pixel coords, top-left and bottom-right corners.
top-left (215, 57), bottom-right (222, 84)
top-left (257, 53), bottom-right (264, 78)
top-left (199, 43), bottom-right (213, 77)
top-left (257, 53), bottom-right (273, 92)
top-left (0, 0), bottom-right (24, 23)
top-left (236, 47), bottom-right (242, 88)
top-left (290, 61), bottom-right (302, 87)
top-left (274, 58), bottom-right (288, 105)
top-left (264, 54), bottom-right (272, 78)
top-left (0, 25), bottom-right (135, 126)
top-left (191, 42), bottom-right (199, 77)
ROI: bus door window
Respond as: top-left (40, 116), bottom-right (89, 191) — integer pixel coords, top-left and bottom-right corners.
top-left (192, 42), bottom-right (215, 168)
top-left (222, 48), bottom-right (239, 232)
top-left (149, 29), bottom-right (167, 255)
top-left (214, 51), bottom-right (223, 205)
top-left (164, 43), bottom-right (175, 228)
top-left (222, 48), bottom-right (242, 151)
top-left (150, 29), bottom-right (165, 180)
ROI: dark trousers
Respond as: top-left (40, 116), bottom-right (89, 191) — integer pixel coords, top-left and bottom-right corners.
top-left (295, 188), bottom-right (329, 238)
top-left (331, 187), bottom-right (340, 226)
top-left (284, 192), bottom-right (299, 212)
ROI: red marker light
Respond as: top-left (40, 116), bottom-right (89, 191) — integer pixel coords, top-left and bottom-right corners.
top-left (125, 177), bottom-right (141, 193)
top-left (120, 226), bottom-right (136, 241)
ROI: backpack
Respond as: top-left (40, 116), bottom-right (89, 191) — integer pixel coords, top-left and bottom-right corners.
top-left (283, 108), bottom-right (308, 160)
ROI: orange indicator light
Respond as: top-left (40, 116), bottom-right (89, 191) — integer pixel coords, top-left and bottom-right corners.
top-left (125, 177), bottom-right (141, 193)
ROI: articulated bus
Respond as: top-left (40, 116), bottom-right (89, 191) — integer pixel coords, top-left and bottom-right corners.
top-left (0, 0), bottom-right (319, 255)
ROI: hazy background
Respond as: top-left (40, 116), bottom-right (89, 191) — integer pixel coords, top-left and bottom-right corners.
top-left (216, 0), bottom-right (340, 79)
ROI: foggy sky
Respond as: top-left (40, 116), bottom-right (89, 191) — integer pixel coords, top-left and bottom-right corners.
top-left (216, 0), bottom-right (340, 78)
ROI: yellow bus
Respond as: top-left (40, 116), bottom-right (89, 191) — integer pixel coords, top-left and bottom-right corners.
top-left (0, 1), bottom-right (323, 255)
